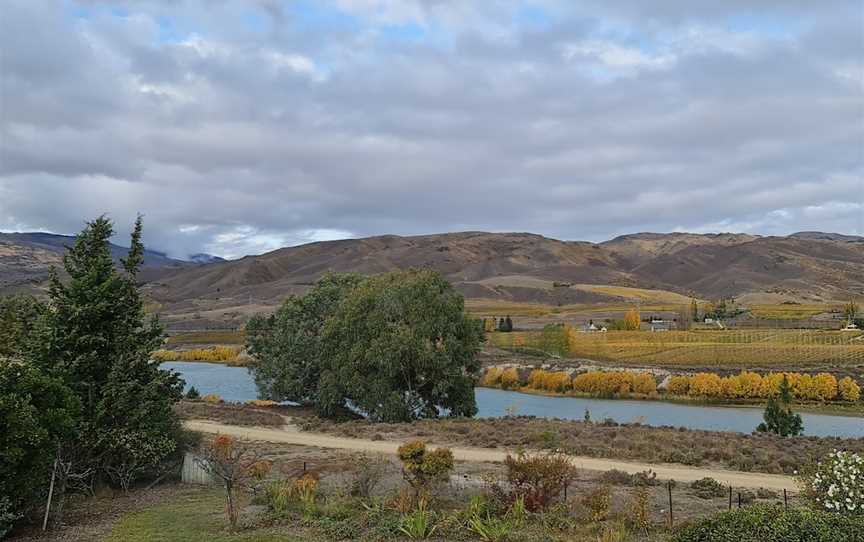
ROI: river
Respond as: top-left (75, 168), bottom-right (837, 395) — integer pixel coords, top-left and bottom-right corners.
top-left (164, 361), bottom-right (864, 438)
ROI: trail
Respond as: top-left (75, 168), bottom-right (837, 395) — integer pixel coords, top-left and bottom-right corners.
top-left (184, 419), bottom-right (797, 491)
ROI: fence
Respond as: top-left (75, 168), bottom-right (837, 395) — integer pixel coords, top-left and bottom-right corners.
top-left (181, 452), bottom-right (216, 485)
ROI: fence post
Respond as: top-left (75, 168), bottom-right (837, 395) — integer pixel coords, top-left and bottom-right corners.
top-left (784, 489), bottom-right (788, 511)
top-left (728, 486), bottom-right (732, 510)
top-left (667, 481), bottom-right (674, 528)
top-left (737, 492), bottom-right (741, 508)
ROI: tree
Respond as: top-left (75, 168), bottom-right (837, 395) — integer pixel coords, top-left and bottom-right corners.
top-left (319, 270), bottom-right (482, 421)
top-left (248, 270), bottom-right (482, 422)
top-left (623, 308), bottom-right (641, 331)
top-left (30, 216), bottom-right (184, 494)
top-left (0, 295), bottom-right (45, 359)
top-left (690, 298), bottom-right (699, 323)
top-left (196, 435), bottom-right (271, 528)
top-left (0, 360), bottom-right (78, 534)
top-left (504, 316), bottom-right (514, 332)
top-left (757, 375), bottom-right (803, 437)
top-left (246, 273), bottom-right (363, 406)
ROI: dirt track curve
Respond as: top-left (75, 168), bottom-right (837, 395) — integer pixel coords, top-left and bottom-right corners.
top-left (184, 419), bottom-right (797, 491)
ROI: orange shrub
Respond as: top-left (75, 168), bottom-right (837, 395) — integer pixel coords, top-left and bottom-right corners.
top-left (666, 375), bottom-right (690, 396)
top-left (481, 367), bottom-right (503, 387)
top-left (500, 368), bottom-right (521, 390)
top-left (688, 373), bottom-right (724, 398)
top-left (839, 377), bottom-right (861, 402)
top-left (202, 394), bottom-right (222, 404)
top-left (632, 373), bottom-right (657, 395)
top-left (812, 373), bottom-right (838, 401)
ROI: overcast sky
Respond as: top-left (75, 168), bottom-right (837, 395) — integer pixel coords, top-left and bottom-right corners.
top-left (1, 1), bottom-right (862, 259)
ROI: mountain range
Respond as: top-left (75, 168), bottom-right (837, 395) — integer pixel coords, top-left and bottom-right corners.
top-left (2, 230), bottom-right (862, 325)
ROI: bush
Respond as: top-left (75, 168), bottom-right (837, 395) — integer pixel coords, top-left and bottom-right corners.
top-left (397, 441), bottom-right (454, 497)
top-left (581, 485), bottom-right (612, 522)
top-left (350, 453), bottom-right (389, 499)
top-left (185, 386), bottom-right (201, 400)
top-left (801, 450), bottom-right (864, 514)
top-left (202, 394), bottom-right (222, 404)
top-left (671, 505), bottom-right (864, 541)
top-left (499, 452), bottom-right (576, 512)
top-left (690, 477), bottom-right (726, 499)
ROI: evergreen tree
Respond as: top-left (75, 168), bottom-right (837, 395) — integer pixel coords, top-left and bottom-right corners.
top-left (504, 315), bottom-right (513, 332)
top-left (498, 317), bottom-right (505, 332)
top-left (32, 216), bottom-right (183, 491)
top-left (690, 299), bottom-right (699, 322)
top-left (757, 375), bottom-right (803, 437)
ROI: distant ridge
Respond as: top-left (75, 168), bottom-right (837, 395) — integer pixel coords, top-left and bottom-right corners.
top-left (4, 231), bottom-right (862, 311)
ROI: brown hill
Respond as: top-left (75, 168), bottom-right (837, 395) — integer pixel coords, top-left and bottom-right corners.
top-left (138, 232), bottom-right (864, 327)
top-left (5, 230), bottom-right (863, 325)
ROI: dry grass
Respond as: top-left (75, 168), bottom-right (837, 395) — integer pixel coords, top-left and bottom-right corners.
top-left (174, 400), bottom-right (286, 426)
top-left (302, 416), bottom-right (864, 475)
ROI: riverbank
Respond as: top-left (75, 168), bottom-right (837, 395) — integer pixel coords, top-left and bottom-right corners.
top-left (478, 384), bottom-right (864, 417)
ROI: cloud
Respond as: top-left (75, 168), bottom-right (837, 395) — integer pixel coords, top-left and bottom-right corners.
top-left (1, 0), bottom-right (861, 258)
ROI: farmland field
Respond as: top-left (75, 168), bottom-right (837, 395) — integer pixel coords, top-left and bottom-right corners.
top-left (487, 329), bottom-right (864, 371)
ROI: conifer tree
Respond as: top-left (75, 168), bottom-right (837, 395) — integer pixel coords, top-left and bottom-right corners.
top-left (757, 375), bottom-right (803, 437)
top-left (32, 216), bottom-right (183, 491)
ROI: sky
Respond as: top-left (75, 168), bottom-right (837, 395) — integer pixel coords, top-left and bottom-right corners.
top-left (1, 0), bottom-right (862, 259)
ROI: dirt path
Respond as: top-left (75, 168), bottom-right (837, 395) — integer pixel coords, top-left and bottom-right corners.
top-left (184, 419), bottom-right (797, 491)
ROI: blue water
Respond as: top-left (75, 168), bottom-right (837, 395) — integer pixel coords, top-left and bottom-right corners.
top-left (165, 362), bottom-right (864, 438)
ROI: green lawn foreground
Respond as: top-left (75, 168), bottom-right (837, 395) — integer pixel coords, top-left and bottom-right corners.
top-left (104, 489), bottom-right (302, 542)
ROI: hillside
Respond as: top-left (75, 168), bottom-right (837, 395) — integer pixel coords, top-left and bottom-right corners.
top-left (133, 231), bottom-right (864, 327)
top-left (5, 230), bottom-right (863, 324)
top-left (0, 232), bottom-right (186, 292)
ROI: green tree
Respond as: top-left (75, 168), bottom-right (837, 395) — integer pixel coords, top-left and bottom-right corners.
top-left (31, 216), bottom-right (184, 492)
top-left (0, 359), bottom-right (78, 534)
top-left (248, 270), bottom-right (482, 422)
top-left (0, 295), bottom-right (45, 359)
top-left (504, 316), bottom-right (514, 332)
top-left (246, 273), bottom-right (363, 406)
top-left (690, 298), bottom-right (699, 322)
top-left (320, 270), bottom-right (482, 421)
top-left (757, 375), bottom-right (803, 437)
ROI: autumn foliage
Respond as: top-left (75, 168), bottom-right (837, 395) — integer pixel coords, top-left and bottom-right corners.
top-left (480, 366), bottom-right (860, 403)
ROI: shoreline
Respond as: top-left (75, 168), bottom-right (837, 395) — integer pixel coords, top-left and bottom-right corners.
top-left (477, 384), bottom-right (864, 418)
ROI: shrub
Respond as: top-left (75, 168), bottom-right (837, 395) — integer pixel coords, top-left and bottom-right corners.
top-left (499, 368), bottom-right (521, 390)
top-left (581, 485), bottom-right (612, 523)
top-left (481, 367), bottom-right (503, 387)
top-left (350, 453), bottom-right (389, 499)
top-left (839, 377), bottom-right (861, 402)
top-left (202, 394), bottom-right (222, 404)
top-left (801, 450), bottom-right (864, 514)
top-left (670, 505), bottom-right (864, 541)
top-left (628, 486), bottom-right (651, 532)
top-left (397, 441), bottom-right (454, 497)
top-left (467, 513), bottom-right (512, 542)
top-left (185, 386), bottom-right (201, 400)
top-left (398, 498), bottom-right (437, 539)
top-left (500, 452), bottom-right (576, 512)
top-left (690, 477), bottom-right (726, 499)
top-left (195, 435), bottom-right (272, 527)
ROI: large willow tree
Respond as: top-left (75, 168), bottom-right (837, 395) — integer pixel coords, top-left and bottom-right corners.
top-left (247, 269), bottom-right (482, 422)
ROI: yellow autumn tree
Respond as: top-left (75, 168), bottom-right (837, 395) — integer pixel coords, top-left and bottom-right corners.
top-left (623, 308), bottom-right (641, 331)
top-left (839, 377), bottom-right (861, 402)
top-left (499, 368), bottom-right (521, 390)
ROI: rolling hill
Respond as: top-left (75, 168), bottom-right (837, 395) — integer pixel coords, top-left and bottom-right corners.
top-left (0, 232), bottom-right (189, 292)
top-left (4, 230), bottom-right (863, 326)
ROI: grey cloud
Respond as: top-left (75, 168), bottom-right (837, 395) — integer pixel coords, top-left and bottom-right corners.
top-left (0, 0), bottom-right (861, 258)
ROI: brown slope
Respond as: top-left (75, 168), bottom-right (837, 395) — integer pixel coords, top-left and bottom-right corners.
top-left (600, 232), bottom-right (760, 269)
top-left (144, 232), bottom-right (634, 304)
top-left (631, 236), bottom-right (864, 300)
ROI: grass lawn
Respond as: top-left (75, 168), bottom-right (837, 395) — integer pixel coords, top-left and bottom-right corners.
top-left (104, 489), bottom-right (303, 542)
